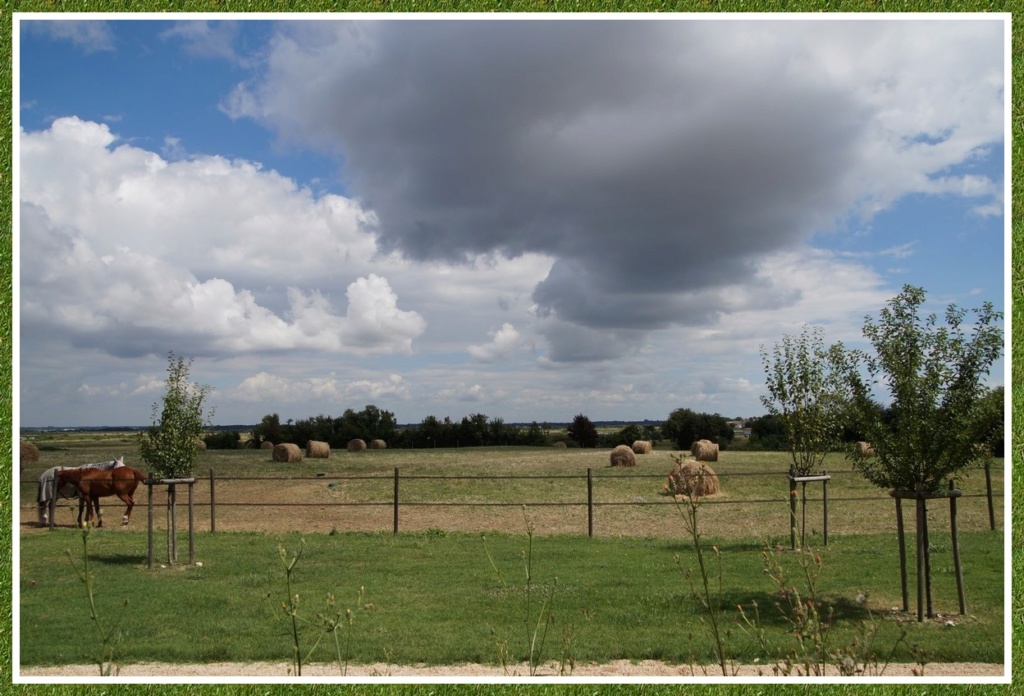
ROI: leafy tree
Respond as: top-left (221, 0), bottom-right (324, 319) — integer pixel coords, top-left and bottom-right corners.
top-left (138, 352), bottom-right (214, 479)
top-left (251, 413), bottom-right (283, 447)
top-left (522, 421), bottom-right (547, 446)
top-left (970, 386), bottom-right (1005, 458)
top-left (662, 408), bottom-right (733, 451)
top-left (747, 415), bottom-right (788, 451)
top-left (203, 431), bottom-right (240, 450)
top-left (598, 424), bottom-right (645, 448)
top-left (760, 325), bottom-right (848, 476)
top-left (841, 285), bottom-right (1003, 493)
top-left (566, 414), bottom-right (599, 448)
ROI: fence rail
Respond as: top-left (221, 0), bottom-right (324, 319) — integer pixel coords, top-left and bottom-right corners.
top-left (25, 463), bottom-right (1003, 539)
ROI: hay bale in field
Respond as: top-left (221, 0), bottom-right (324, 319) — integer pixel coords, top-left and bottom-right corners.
top-left (664, 459), bottom-right (721, 498)
top-left (260, 440), bottom-right (274, 450)
top-left (369, 439), bottom-right (387, 450)
top-left (306, 440), bottom-right (331, 458)
top-left (273, 443), bottom-right (303, 463)
top-left (631, 440), bottom-right (653, 454)
top-left (691, 439), bottom-right (719, 462)
top-left (610, 444), bottom-right (637, 467)
top-left (855, 441), bottom-right (876, 457)
top-left (20, 441), bottom-right (41, 465)
top-left (196, 439), bottom-right (207, 451)
top-left (553, 441), bottom-right (567, 448)
top-left (347, 438), bottom-right (367, 452)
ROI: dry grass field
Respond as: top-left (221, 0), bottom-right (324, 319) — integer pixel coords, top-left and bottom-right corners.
top-left (18, 435), bottom-right (1005, 541)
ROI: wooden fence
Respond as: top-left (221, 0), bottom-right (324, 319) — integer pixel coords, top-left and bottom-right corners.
top-left (27, 463), bottom-right (1002, 539)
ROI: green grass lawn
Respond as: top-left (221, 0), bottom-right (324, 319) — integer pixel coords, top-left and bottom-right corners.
top-left (19, 525), bottom-right (1003, 669)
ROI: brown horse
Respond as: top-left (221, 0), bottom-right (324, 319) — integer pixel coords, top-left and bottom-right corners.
top-left (57, 464), bottom-right (147, 527)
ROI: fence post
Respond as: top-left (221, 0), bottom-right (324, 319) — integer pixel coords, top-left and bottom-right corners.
top-left (48, 472), bottom-right (56, 530)
top-left (800, 480), bottom-right (808, 548)
top-left (169, 483), bottom-right (178, 564)
top-left (949, 480), bottom-right (966, 615)
top-left (188, 481), bottom-right (195, 565)
top-left (587, 468), bottom-right (593, 538)
top-left (894, 494), bottom-right (908, 612)
top-left (984, 461), bottom-right (995, 531)
top-left (822, 470), bottom-right (829, 546)
top-left (393, 467), bottom-right (399, 536)
top-left (788, 470), bottom-right (798, 550)
top-left (209, 468), bottom-right (216, 534)
top-left (147, 473), bottom-right (154, 570)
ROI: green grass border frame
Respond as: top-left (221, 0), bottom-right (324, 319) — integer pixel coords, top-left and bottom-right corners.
top-left (2, 2), bottom-right (1018, 692)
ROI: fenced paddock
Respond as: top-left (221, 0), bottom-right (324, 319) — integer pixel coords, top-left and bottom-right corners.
top-left (18, 444), bottom-right (1004, 540)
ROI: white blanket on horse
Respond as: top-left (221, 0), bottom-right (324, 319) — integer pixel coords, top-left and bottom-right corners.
top-left (37, 460), bottom-right (124, 504)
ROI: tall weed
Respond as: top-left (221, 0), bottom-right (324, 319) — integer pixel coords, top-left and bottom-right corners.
top-left (65, 523), bottom-right (128, 676)
top-left (273, 539), bottom-right (373, 676)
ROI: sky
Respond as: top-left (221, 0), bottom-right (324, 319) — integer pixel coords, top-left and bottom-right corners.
top-left (15, 15), bottom-right (1008, 428)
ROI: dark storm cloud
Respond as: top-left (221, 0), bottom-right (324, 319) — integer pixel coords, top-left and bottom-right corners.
top-left (224, 20), bottom-right (963, 358)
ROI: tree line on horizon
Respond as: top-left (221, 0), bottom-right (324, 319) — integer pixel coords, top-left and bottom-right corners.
top-left (200, 383), bottom-right (1003, 459)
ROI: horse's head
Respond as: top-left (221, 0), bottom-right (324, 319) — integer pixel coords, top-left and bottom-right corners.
top-left (113, 455), bottom-right (125, 468)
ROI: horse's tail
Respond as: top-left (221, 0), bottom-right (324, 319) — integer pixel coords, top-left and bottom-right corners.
top-left (131, 467), bottom-right (148, 482)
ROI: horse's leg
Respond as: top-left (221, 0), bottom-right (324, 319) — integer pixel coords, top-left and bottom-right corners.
top-left (117, 492), bottom-right (134, 525)
top-left (94, 497), bottom-right (103, 527)
top-left (77, 495), bottom-right (86, 527)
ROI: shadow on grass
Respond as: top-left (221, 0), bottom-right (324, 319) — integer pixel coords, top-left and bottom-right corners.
top-left (660, 539), bottom-right (770, 555)
top-left (90, 553), bottom-right (148, 566)
top-left (716, 590), bottom-right (876, 626)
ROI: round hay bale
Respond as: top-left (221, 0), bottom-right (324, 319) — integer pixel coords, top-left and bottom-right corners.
top-left (610, 444), bottom-right (637, 468)
top-left (855, 441), bottom-right (876, 457)
top-left (273, 443), bottom-right (303, 463)
top-left (631, 440), bottom-right (653, 454)
top-left (260, 440), bottom-right (274, 450)
top-left (306, 440), bottom-right (331, 458)
top-left (347, 438), bottom-right (367, 452)
top-left (553, 441), bottom-right (567, 448)
top-left (665, 459), bottom-right (721, 498)
top-left (369, 439), bottom-right (387, 450)
top-left (691, 439), bottom-right (719, 462)
top-left (20, 441), bottom-right (41, 465)
top-left (196, 439), bottom-right (207, 451)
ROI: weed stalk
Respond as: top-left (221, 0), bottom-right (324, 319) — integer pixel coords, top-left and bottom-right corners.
top-left (66, 522), bottom-right (127, 676)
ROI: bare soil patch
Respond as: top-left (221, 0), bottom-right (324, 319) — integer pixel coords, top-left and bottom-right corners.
top-left (19, 659), bottom-right (1006, 679)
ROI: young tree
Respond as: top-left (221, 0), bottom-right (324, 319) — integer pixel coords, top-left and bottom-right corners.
top-left (842, 285), bottom-right (1003, 493)
top-left (566, 414), bottom-right (599, 448)
top-left (138, 353), bottom-right (214, 479)
top-left (760, 325), bottom-right (848, 476)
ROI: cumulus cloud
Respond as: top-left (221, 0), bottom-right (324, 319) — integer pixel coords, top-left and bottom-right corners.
top-left (20, 200), bottom-right (423, 358)
top-left (467, 323), bottom-right (532, 363)
top-left (337, 274), bottom-right (426, 353)
top-left (19, 117), bottom-right (382, 287)
top-left (225, 19), bottom-right (1003, 362)
top-left (229, 371), bottom-right (409, 404)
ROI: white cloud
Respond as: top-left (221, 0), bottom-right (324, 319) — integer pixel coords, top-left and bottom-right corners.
top-left (228, 371), bottom-right (409, 404)
top-left (336, 275), bottom-right (426, 354)
top-left (160, 20), bottom-right (245, 64)
top-left (24, 20), bottom-right (115, 53)
top-left (436, 383), bottom-right (492, 403)
top-left (467, 323), bottom-right (532, 363)
top-left (19, 117), bottom-right (382, 286)
top-left (21, 201), bottom-right (423, 357)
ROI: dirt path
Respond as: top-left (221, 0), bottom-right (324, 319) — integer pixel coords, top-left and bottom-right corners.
top-left (19, 659), bottom-right (1007, 679)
